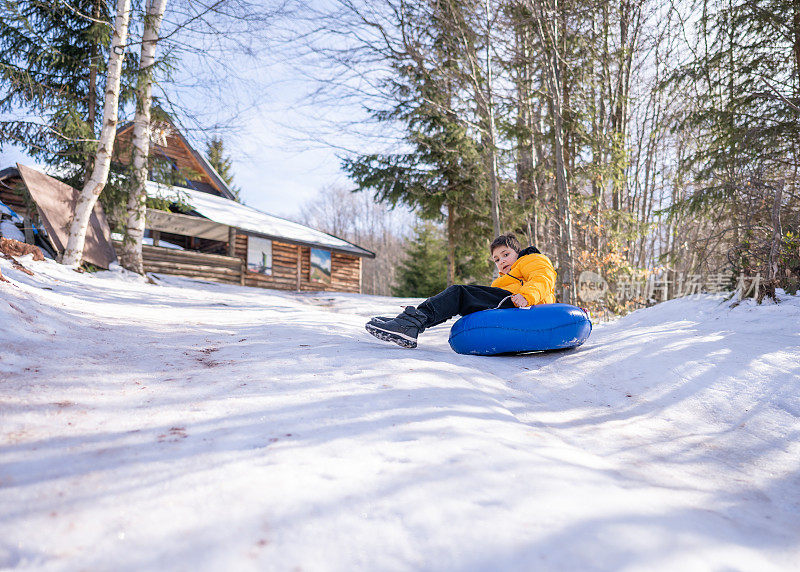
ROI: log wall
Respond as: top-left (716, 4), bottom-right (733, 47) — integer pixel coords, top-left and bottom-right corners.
top-left (331, 252), bottom-right (362, 293)
top-left (235, 233), bottom-right (361, 293)
top-left (113, 241), bottom-right (244, 285)
top-left (112, 233), bottom-right (363, 293)
top-left (0, 176), bottom-right (32, 218)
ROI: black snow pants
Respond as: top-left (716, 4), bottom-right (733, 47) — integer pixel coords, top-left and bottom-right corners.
top-left (416, 285), bottom-right (515, 328)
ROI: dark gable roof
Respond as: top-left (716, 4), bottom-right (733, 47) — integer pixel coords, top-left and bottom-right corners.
top-left (190, 181), bottom-right (225, 197)
top-left (116, 115), bottom-right (237, 201)
top-left (0, 166), bottom-right (21, 182)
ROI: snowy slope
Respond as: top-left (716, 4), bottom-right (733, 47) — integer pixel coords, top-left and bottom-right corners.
top-left (1, 256), bottom-right (799, 571)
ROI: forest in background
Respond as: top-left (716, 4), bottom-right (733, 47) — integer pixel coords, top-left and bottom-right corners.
top-left (291, 0), bottom-right (800, 312)
top-left (2, 0), bottom-right (799, 313)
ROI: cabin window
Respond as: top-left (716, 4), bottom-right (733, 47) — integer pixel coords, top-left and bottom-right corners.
top-left (310, 248), bottom-right (331, 284)
top-left (247, 236), bottom-right (272, 275)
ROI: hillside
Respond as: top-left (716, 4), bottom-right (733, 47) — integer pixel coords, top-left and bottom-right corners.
top-left (1, 256), bottom-right (799, 571)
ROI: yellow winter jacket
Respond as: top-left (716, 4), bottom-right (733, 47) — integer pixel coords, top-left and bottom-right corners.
top-left (491, 247), bottom-right (557, 306)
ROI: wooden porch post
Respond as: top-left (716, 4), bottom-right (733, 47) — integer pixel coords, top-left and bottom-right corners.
top-left (23, 217), bottom-right (34, 244)
top-left (227, 227), bottom-right (236, 256)
top-left (296, 245), bottom-right (302, 291)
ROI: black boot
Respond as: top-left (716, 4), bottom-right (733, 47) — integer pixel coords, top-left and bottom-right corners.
top-left (365, 307), bottom-right (429, 348)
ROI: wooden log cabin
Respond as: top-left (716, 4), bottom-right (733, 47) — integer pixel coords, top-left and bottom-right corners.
top-left (112, 116), bottom-right (374, 293)
top-left (0, 115), bottom-right (374, 293)
top-left (137, 181), bottom-right (373, 292)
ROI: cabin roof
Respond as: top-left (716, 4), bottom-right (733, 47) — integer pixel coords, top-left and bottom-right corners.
top-left (116, 115), bottom-right (238, 201)
top-left (147, 182), bottom-right (375, 258)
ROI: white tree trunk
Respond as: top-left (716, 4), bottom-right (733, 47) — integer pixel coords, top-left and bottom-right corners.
top-left (120, 0), bottom-right (169, 274)
top-left (62, 0), bottom-right (132, 267)
top-left (760, 179), bottom-right (784, 303)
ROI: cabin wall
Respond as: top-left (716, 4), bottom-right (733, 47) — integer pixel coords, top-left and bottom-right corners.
top-left (0, 176), bottom-right (33, 219)
top-left (234, 233), bottom-right (361, 293)
top-left (108, 232), bottom-right (363, 293)
top-left (113, 240), bottom-right (244, 285)
top-left (331, 252), bottom-right (361, 294)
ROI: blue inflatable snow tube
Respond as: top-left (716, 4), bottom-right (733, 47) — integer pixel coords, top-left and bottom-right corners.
top-left (448, 303), bottom-right (592, 356)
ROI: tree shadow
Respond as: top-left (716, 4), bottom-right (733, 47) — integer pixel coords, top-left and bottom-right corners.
top-left (3, 268), bottom-right (799, 569)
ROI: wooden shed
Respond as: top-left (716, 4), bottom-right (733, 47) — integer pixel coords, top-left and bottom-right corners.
top-left (112, 117), bottom-right (375, 293)
top-left (1, 165), bottom-right (117, 269)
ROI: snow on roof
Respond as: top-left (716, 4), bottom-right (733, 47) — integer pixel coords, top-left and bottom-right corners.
top-left (146, 182), bottom-right (375, 258)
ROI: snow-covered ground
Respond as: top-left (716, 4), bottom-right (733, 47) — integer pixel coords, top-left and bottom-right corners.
top-left (1, 256), bottom-right (799, 571)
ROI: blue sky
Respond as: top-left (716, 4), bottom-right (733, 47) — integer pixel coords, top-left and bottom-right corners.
top-left (0, 94), bottom-right (353, 221)
top-left (1, 133), bottom-right (346, 221)
top-left (0, 1), bottom-right (377, 221)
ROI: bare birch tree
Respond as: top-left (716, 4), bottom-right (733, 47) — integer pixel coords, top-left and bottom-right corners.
top-left (119, 0), bottom-right (169, 274)
top-left (297, 185), bottom-right (410, 296)
top-left (523, 0), bottom-right (576, 304)
top-left (62, 0), bottom-right (132, 267)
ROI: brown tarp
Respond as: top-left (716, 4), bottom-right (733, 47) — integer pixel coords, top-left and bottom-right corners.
top-left (17, 163), bottom-right (117, 268)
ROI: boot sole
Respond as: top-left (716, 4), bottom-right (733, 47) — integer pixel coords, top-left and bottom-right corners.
top-left (365, 322), bottom-right (418, 349)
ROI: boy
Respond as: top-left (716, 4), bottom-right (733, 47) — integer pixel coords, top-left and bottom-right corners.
top-left (365, 234), bottom-right (557, 348)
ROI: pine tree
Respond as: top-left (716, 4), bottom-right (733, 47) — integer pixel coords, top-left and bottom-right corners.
top-left (671, 0), bottom-right (800, 195)
top-left (0, 0), bottom-right (123, 181)
top-left (666, 0), bottom-right (800, 300)
top-left (0, 0), bottom-right (141, 237)
top-left (206, 136), bottom-right (241, 201)
top-left (391, 221), bottom-right (449, 298)
top-left (343, 1), bottom-right (492, 287)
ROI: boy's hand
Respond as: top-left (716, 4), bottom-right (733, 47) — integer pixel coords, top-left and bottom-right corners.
top-left (511, 294), bottom-right (529, 308)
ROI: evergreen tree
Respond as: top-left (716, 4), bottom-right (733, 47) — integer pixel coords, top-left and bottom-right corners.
top-left (674, 0), bottom-right (799, 188)
top-left (343, 1), bottom-right (492, 287)
top-left (666, 0), bottom-right (800, 299)
top-left (206, 136), bottom-right (241, 201)
top-left (391, 221), bottom-right (448, 298)
top-left (0, 0), bottom-right (131, 182)
top-left (0, 0), bottom-right (140, 233)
